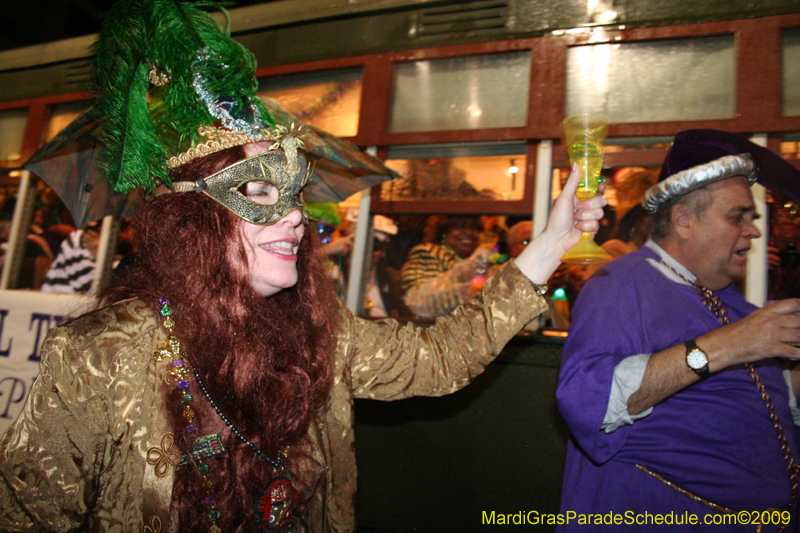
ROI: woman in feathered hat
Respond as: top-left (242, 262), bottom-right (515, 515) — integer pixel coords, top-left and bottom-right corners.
top-left (0, 1), bottom-right (605, 532)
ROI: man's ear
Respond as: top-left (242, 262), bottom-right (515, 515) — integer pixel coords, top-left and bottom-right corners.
top-left (671, 203), bottom-right (694, 239)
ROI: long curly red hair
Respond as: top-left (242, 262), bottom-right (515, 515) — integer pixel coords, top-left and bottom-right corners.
top-left (103, 145), bottom-right (338, 531)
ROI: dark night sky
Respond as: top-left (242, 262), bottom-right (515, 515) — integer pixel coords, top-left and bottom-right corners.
top-left (0, 0), bottom-right (276, 52)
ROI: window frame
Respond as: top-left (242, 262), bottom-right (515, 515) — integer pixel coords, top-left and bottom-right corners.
top-left (2, 14), bottom-right (800, 307)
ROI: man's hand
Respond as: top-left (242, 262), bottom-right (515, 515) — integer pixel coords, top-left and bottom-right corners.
top-left (701, 298), bottom-right (800, 370)
top-left (320, 234), bottom-right (354, 257)
top-left (768, 245), bottom-right (781, 270)
top-left (629, 298), bottom-right (800, 415)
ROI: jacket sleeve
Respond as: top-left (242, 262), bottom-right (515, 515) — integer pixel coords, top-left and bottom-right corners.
top-left (338, 260), bottom-right (548, 400)
top-left (0, 327), bottom-right (111, 532)
top-left (556, 263), bottom-right (655, 465)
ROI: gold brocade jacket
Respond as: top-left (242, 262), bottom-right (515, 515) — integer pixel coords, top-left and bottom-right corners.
top-left (0, 262), bottom-right (545, 532)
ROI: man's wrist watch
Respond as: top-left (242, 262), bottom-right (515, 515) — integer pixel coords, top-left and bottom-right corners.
top-left (685, 339), bottom-right (710, 379)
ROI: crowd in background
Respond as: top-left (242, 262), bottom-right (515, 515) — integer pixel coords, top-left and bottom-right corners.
top-left (2, 169), bottom-right (799, 322)
top-left (0, 184), bottom-right (134, 293)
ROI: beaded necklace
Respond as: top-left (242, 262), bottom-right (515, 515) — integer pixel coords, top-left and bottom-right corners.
top-left (192, 367), bottom-right (284, 470)
top-left (155, 297), bottom-right (299, 533)
top-left (642, 262), bottom-right (800, 526)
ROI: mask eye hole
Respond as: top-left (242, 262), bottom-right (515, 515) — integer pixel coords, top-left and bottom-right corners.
top-left (239, 180), bottom-right (279, 206)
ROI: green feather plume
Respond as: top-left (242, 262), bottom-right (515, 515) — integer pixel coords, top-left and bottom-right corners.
top-left (305, 202), bottom-right (342, 226)
top-left (92, 0), bottom-right (275, 194)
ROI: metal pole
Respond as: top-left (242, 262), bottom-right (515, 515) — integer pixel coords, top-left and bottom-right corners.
top-left (344, 147), bottom-right (378, 314)
top-left (533, 140), bottom-right (554, 237)
top-left (1, 170), bottom-right (36, 290)
top-left (90, 215), bottom-right (119, 296)
top-left (745, 133), bottom-right (768, 306)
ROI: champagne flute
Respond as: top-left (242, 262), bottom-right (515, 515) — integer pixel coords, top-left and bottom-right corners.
top-left (560, 114), bottom-right (613, 265)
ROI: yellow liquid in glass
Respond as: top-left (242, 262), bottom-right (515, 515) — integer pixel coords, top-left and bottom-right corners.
top-left (568, 141), bottom-right (603, 200)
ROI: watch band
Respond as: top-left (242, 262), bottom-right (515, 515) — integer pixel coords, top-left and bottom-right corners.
top-left (685, 339), bottom-right (710, 379)
top-left (524, 275), bottom-right (548, 296)
top-left (531, 282), bottom-right (548, 296)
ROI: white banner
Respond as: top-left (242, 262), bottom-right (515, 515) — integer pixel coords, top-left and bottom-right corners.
top-left (0, 290), bottom-right (93, 436)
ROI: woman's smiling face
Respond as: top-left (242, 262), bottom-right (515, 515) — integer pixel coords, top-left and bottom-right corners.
top-left (239, 205), bottom-right (305, 297)
top-left (236, 143), bottom-right (306, 297)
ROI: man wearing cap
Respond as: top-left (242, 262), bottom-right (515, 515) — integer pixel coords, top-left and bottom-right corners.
top-left (508, 220), bottom-right (533, 260)
top-left (556, 130), bottom-right (800, 531)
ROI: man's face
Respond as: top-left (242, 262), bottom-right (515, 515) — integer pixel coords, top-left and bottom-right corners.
top-left (682, 177), bottom-right (761, 290)
top-left (508, 222), bottom-right (532, 259)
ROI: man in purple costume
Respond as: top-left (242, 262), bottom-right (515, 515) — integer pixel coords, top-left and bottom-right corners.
top-left (557, 130), bottom-right (800, 532)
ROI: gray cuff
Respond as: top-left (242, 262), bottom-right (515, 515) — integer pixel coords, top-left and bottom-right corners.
top-left (783, 369), bottom-right (800, 427)
top-left (602, 353), bottom-right (653, 433)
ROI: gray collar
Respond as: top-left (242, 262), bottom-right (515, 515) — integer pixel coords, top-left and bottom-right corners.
top-left (644, 239), bottom-right (696, 286)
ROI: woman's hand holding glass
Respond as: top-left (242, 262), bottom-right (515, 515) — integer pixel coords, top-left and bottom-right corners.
top-left (515, 163), bottom-right (607, 285)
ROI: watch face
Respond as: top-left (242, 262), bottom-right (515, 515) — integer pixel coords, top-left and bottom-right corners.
top-left (687, 349), bottom-right (708, 370)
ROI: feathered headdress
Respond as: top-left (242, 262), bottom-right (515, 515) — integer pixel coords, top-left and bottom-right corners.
top-left (25, 0), bottom-right (401, 227)
top-left (92, 0), bottom-right (278, 194)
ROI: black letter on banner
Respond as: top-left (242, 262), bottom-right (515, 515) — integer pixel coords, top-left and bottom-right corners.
top-left (27, 314), bottom-right (53, 362)
top-left (0, 377), bottom-right (27, 418)
top-left (0, 310), bottom-right (12, 357)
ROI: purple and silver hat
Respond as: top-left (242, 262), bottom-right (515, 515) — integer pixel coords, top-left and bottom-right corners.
top-left (643, 129), bottom-right (800, 213)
